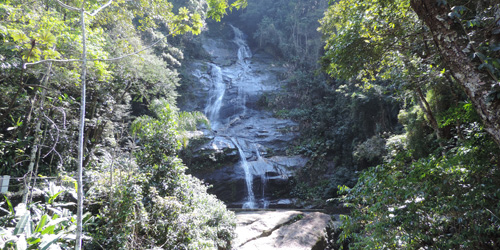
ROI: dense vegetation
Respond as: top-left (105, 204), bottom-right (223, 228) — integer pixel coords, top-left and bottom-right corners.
top-left (318, 0), bottom-right (500, 248)
top-left (0, 0), bottom-right (244, 249)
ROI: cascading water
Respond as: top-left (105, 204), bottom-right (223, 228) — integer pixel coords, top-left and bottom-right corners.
top-left (230, 25), bottom-right (252, 63)
top-left (237, 86), bottom-right (247, 117)
top-left (231, 138), bottom-right (256, 209)
top-left (197, 24), bottom-right (291, 209)
top-left (204, 64), bottom-right (224, 129)
top-left (255, 147), bottom-right (269, 208)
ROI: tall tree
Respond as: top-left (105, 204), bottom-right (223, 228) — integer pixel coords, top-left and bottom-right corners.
top-left (320, 0), bottom-right (500, 147)
top-left (409, 0), bottom-right (500, 146)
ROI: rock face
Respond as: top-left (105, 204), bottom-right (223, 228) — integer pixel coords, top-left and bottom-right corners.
top-left (233, 210), bottom-right (336, 250)
top-left (179, 22), bottom-right (308, 208)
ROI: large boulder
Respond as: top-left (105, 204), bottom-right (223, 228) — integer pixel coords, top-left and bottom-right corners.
top-left (234, 210), bottom-right (335, 250)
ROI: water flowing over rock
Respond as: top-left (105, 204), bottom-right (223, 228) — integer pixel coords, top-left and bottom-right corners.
top-left (180, 23), bottom-right (307, 208)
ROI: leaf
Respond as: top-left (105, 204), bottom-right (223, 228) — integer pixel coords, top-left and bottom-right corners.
top-left (39, 233), bottom-right (64, 250)
top-left (27, 236), bottom-right (41, 245)
top-left (4, 195), bottom-right (13, 213)
top-left (38, 31), bottom-right (56, 47)
top-left (45, 218), bottom-right (68, 228)
top-left (41, 225), bottom-right (56, 235)
top-left (35, 214), bottom-right (49, 233)
top-left (451, 5), bottom-right (467, 15)
top-left (13, 212), bottom-right (30, 235)
top-left (474, 52), bottom-right (486, 61)
top-left (489, 44), bottom-right (500, 52)
top-left (10, 30), bottom-right (30, 43)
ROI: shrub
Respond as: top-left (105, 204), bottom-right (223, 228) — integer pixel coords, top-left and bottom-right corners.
top-left (337, 141), bottom-right (500, 249)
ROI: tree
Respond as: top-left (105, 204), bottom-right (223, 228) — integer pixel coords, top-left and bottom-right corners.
top-left (319, 0), bottom-right (500, 147)
top-left (319, 1), bottom-right (500, 248)
top-left (409, 0), bottom-right (500, 146)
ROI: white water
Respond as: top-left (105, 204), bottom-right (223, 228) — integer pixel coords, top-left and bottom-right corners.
top-left (202, 25), bottom-right (275, 208)
top-left (237, 86), bottom-right (247, 117)
top-left (255, 145), bottom-right (269, 209)
top-left (230, 25), bottom-right (252, 63)
top-left (204, 64), bottom-right (225, 129)
top-left (231, 138), bottom-right (256, 209)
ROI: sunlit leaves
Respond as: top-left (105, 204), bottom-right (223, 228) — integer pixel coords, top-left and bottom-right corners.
top-left (319, 0), bottom-right (420, 83)
top-left (169, 7), bottom-right (204, 36)
top-left (9, 30), bottom-right (30, 43)
top-left (207, 0), bottom-right (228, 22)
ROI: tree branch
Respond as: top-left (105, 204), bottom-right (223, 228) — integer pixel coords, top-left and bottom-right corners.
top-left (23, 58), bottom-right (80, 68)
top-left (54, 0), bottom-right (80, 12)
top-left (86, 0), bottom-right (113, 17)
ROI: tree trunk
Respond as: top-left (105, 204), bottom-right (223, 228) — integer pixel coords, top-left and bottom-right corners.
top-left (75, 2), bottom-right (87, 249)
top-left (410, 0), bottom-right (500, 146)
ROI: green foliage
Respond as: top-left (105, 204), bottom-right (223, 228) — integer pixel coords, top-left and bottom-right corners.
top-left (132, 99), bottom-right (210, 166)
top-left (439, 102), bottom-right (478, 128)
top-left (398, 106), bottom-right (437, 159)
top-left (88, 99), bottom-right (235, 249)
top-left (132, 100), bottom-right (182, 165)
top-left (0, 182), bottom-right (86, 250)
top-left (319, 0), bottom-right (417, 82)
top-left (1, 0), bottom-right (244, 248)
top-left (337, 135), bottom-right (500, 249)
top-left (353, 135), bottom-right (386, 169)
top-left (207, 0), bottom-right (248, 22)
top-left (239, 0), bottom-right (327, 68)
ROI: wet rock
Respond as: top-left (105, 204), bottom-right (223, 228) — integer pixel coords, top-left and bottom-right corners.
top-left (181, 136), bottom-right (240, 175)
top-left (179, 22), bottom-right (307, 208)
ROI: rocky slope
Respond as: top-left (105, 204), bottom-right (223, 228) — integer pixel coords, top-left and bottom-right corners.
top-left (179, 22), bottom-right (308, 208)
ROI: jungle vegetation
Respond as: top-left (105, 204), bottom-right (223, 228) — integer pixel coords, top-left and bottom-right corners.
top-left (0, 0), bottom-right (244, 249)
top-left (317, 0), bottom-right (500, 248)
top-left (1, 0), bottom-right (500, 249)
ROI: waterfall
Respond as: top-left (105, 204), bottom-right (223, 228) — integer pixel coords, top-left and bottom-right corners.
top-left (230, 25), bottom-right (252, 62)
top-left (231, 138), bottom-right (256, 209)
top-left (200, 24), bottom-right (278, 209)
top-left (230, 25), bottom-right (252, 80)
top-left (255, 146), bottom-right (269, 209)
top-left (204, 64), bottom-right (224, 129)
top-left (237, 86), bottom-right (247, 117)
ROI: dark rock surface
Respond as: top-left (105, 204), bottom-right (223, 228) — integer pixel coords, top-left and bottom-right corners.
top-left (179, 22), bottom-right (307, 208)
